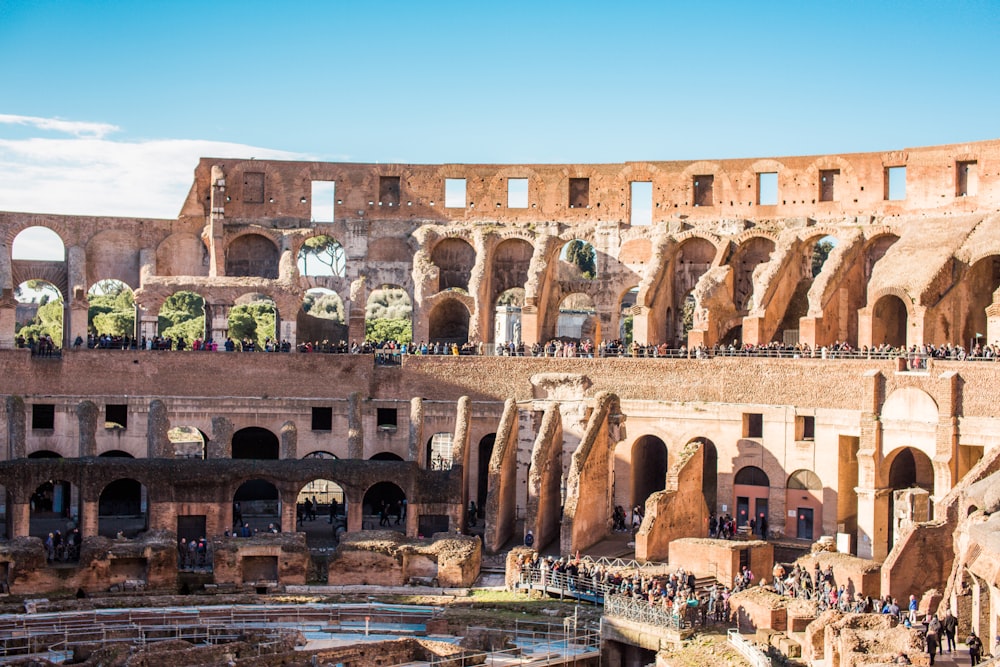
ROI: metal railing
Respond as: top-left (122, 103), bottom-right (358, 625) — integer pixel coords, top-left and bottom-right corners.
top-left (518, 569), bottom-right (614, 605)
top-left (727, 628), bottom-right (773, 667)
top-left (426, 621), bottom-right (600, 667)
top-left (603, 594), bottom-right (688, 630)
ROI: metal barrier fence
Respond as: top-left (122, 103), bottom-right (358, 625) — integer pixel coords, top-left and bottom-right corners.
top-left (727, 628), bottom-right (773, 667)
top-left (603, 594), bottom-right (686, 630)
top-left (426, 621), bottom-right (601, 667)
top-left (518, 568), bottom-right (614, 604)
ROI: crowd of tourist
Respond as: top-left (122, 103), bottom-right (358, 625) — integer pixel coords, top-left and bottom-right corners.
top-left (19, 330), bottom-right (1000, 366)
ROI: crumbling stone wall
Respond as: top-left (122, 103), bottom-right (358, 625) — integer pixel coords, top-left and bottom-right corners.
top-left (634, 440), bottom-right (708, 562)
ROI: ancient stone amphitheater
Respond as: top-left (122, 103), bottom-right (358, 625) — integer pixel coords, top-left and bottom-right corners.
top-left (0, 139), bottom-right (998, 657)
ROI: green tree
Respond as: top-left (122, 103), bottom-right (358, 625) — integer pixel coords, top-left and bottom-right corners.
top-left (229, 302), bottom-right (276, 348)
top-left (303, 291), bottom-right (345, 322)
top-left (365, 317), bottom-right (412, 344)
top-left (18, 298), bottom-right (64, 344)
top-left (88, 281), bottom-right (135, 335)
top-left (565, 240), bottom-right (597, 279)
top-left (298, 235), bottom-right (346, 277)
top-left (811, 239), bottom-right (835, 277)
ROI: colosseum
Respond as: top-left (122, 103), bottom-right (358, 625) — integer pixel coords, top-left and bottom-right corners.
top-left (1, 139), bottom-right (999, 654)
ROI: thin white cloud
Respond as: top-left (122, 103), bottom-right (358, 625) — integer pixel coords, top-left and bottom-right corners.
top-left (0, 114), bottom-right (120, 139)
top-left (0, 120), bottom-right (310, 218)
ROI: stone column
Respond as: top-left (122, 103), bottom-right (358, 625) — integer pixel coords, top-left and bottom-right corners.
top-left (146, 399), bottom-right (170, 458)
top-left (65, 245), bottom-right (88, 349)
top-left (346, 493), bottom-right (364, 532)
top-left (76, 401), bottom-right (98, 457)
top-left (208, 303), bottom-right (231, 346)
top-left (80, 498), bottom-right (99, 538)
top-left (208, 165), bottom-right (227, 277)
top-left (347, 392), bottom-right (364, 458)
top-left (280, 421), bottom-right (297, 459)
top-left (209, 417), bottom-right (233, 459)
top-left (408, 398), bottom-right (424, 465)
top-left (9, 502), bottom-right (29, 538)
top-left (348, 278), bottom-right (367, 345)
top-left (6, 396), bottom-right (25, 460)
top-left (0, 289), bottom-right (16, 349)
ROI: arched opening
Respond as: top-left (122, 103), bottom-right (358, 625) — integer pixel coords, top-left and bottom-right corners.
top-left (720, 324), bottom-right (744, 347)
top-left (303, 451), bottom-right (337, 460)
top-left (730, 237), bottom-right (776, 313)
top-left (232, 427), bottom-right (279, 460)
top-left (365, 285), bottom-right (412, 344)
top-left (559, 239), bottom-right (597, 280)
top-left (426, 432), bottom-right (454, 470)
top-left (30, 480), bottom-right (79, 556)
top-left (774, 236), bottom-right (839, 344)
top-left (14, 280), bottom-right (63, 351)
top-left (490, 240), bottom-right (533, 344)
top-left (668, 238), bottom-right (715, 346)
top-left (13, 226), bottom-right (65, 261)
top-left (297, 235), bottom-right (346, 277)
top-left (872, 295), bottom-right (908, 348)
top-left (362, 482), bottom-right (406, 530)
top-left (630, 436), bottom-right (667, 509)
top-left (476, 434), bottom-right (496, 517)
top-left (233, 479), bottom-right (281, 533)
top-left (369, 452), bottom-right (404, 461)
top-left (428, 299), bottom-right (470, 345)
top-left (28, 451), bottom-right (61, 459)
top-left (228, 293), bottom-right (277, 351)
top-left (168, 426), bottom-right (207, 459)
top-left (886, 447), bottom-right (934, 548)
top-left (98, 450), bottom-right (134, 458)
top-left (87, 279), bottom-right (136, 346)
top-left (786, 469), bottom-right (823, 541)
top-left (733, 465), bottom-right (770, 533)
top-left (494, 288), bottom-right (525, 349)
top-left (157, 291), bottom-right (206, 348)
top-left (226, 233), bottom-right (279, 278)
top-left (296, 479), bottom-right (347, 547)
top-left (619, 287), bottom-right (638, 345)
top-left (98, 478), bottom-right (147, 538)
top-left (963, 255), bottom-right (1000, 349)
top-left (431, 238), bottom-right (476, 292)
top-left (555, 293), bottom-right (597, 345)
top-left (298, 288), bottom-right (347, 349)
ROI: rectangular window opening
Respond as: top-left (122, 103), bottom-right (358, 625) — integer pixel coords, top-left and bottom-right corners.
top-left (507, 178), bottom-right (528, 208)
top-left (885, 166), bottom-right (906, 201)
top-left (106, 404), bottom-right (128, 430)
top-left (819, 169), bottom-right (840, 202)
top-left (693, 175), bottom-right (714, 207)
top-left (377, 408), bottom-right (398, 431)
top-left (568, 178), bottom-right (590, 208)
top-left (630, 181), bottom-right (653, 226)
top-left (957, 160), bottom-right (978, 197)
top-left (445, 178), bottom-right (466, 208)
top-left (32, 404), bottom-right (55, 430)
top-left (744, 413), bottom-right (763, 439)
top-left (311, 407), bottom-right (332, 431)
top-left (243, 172), bottom-right (265, 204)
top-left (311, 181), bottom-right (336, 222)
top-left (757, 172), bottom-right (778, 206)
top-left (379, 176), bottom-right (401, 206)
top-left (796, 415), bottom-right (815, 441)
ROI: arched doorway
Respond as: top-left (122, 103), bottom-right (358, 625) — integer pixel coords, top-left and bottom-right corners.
top-left (168, 426), bottom-right (207, 459)
top-left (232, 427), bottom-right (279, 459)
top-left (233, 479), bottom-right (281, 533)
top-left (296, 479), bottom-right (347, 547)
top-left (426, 432), bottom-right (454, 470)
top-left (14, 280), bottom-right (64, 351)
top-left (786, 469), bottom-right (823, 540)
top-left (226, 233), bottom-right (279, 278)
top-left (886, 446), bottom-right (934, 548)
top-left (98, 478), bottom-right (147, 538)
top-left (29, 479), bottom-right (79, 547)
top-left (630, 436), bottom-right (667, 509)
top-left (427, 299), bottom-right (470, 345)
top-left (369, 452), bottom-right (404, 461)
top-left (362, 482), bottom-right (406, 531)
top-left (431, 238), bottom-right (476, 292)
top-left (872, 295), bottom-right (908, 348)
top-left (734, 465), bottom-right (770, 534)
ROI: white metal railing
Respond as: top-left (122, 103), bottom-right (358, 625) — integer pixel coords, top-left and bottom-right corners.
top-left (603, 594), bottom-right (686, 630)
top-left (727, 628), bottom-right (772, 667)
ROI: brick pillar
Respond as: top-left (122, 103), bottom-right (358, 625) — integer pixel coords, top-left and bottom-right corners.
top-left (80, 499), bottom-right (99, 538)
top-left (347, 494), bottom-right (364, 532)
top-left (9, 502), bottom-right (29, 538)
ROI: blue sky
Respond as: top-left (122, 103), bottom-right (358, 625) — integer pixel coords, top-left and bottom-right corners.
top-left (1, 0), bottom-right (999, 219)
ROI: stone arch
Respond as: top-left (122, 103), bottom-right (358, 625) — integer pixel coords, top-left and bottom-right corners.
top-left (98, 478), bottom-right (147, 538)
top-left (660, 235), bottom-right (719, 346)
top-left (14, 279), bottom-right (64, 349)
top-left (29, 479), bottom-right (79, 541)
top-left (630, 435), bottom-right (667, 508)
top-left (961, 254), bottom-right (1000, 347)
top-left (369, 452), bottom-right (404, 461)
top-left (884, 446), bottom-right (935, 548)
top-left (297, 288), bottom-right (347, 348)
top-left (225, 233), bottom-right (279, 278)
top-left (232, 427), bottom-right (280, 460)
top-left (430, 237), bottom-right (476, 292)
top-left (733, 465), bottom-right (770, 530)
top-left (229, 293), bottom-right (278, 350)
top-left (475, 433), bottom-right (496, 515)
top-left (727, 235), bottom-right (776, 312)
top-left (619, 286), bottom-right (639, 344)
top-left (168, 426), bottom-right (207, 459)
top-left (156, 232), bottom-right (209, 276)
top-left (556, 238), bottom-right (598, 280)
top-left (426, 432), bottom-right (454, 470)
top-left (880, 387), bottom-right (938, 468)
top-left (296, 478), bottom-right (347, 546)
top-left (871, 293), bottom-right (910, 348)
top-left (427, 298), bottom-right (470, 345)
top-left (12, 226), bottom-right (65, 261)
top-left (233, 479), bottom-right (281, 533)
top-left (362, 481), bottom-right (406, 527)
top-left (553, 292), bottom-right (597, 344)
top-left (157, 290), bottom-right (207, 345)
top-left (296, 234), bottom-right (346, 278)
top-left (87, 279), bottom-right (135, 340)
